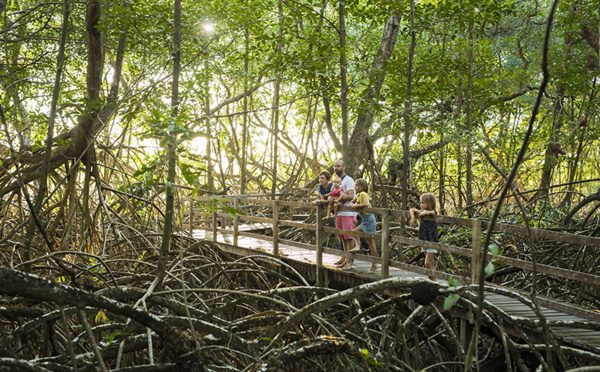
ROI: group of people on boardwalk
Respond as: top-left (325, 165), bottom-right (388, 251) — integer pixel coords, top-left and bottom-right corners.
top-left (312, 159), bottom-right (439, 277)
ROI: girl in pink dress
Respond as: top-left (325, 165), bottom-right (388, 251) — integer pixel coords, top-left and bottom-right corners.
top-left (325, 177), bottom-right (343, 218)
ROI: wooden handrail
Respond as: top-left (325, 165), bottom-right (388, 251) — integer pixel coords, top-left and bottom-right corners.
top-left (184, 195), bottom-right (600, 287)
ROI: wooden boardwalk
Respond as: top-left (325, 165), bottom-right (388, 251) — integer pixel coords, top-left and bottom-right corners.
top-left (193, 228), bottom-right (600, 355)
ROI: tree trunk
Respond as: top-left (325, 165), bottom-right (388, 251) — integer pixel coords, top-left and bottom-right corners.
top-left (401, 1), bottom-right (416, 211)
top-left (536, 84), bottom-right (565, 201)
top-left (346, 11), bottom-right (401, 177)
top-left (465, 19), bottom-right (474, 216)
top-left (559, 129), bottom-right (585, 209)
top-left (205, 60), bottom-right (214, 190)
top-left (0, 0), bottom-right (126, 199)
top-left (21, 0), bottom-right (71, 268)
top-left (339, 0), bottom-right (348, 159)
top-left (536, 19), bottom-right (578, 202)
top-left (271, 0), bottom-right (283, 199)
top-left (438, 21), bottom-right (447, 214)
top-left (241, 27), bottom-right (249, 194)
top-left (156, 0), bottom-right (181, 289)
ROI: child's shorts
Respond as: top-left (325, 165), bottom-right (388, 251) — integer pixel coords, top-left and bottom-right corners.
top-left (359, 213), bottom-right (376, 233)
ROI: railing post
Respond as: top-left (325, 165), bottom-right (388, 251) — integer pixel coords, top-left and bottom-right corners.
top-left (189, 197), bottom-right (194, 237)
top-left (233, 198), bottom-right (240, 246)
top-left (398, 212), bottom-right (406, 263)
top-left (272, 200), bottom-right (279, 256)
top-left (212, 210), bottom-right (218, 242)
top-left (381, 209), bottom-right (390, 279)
top-left (471, 219), bottom-right (482, 283)
top-left (316, 204), bottom-right (324, 286)
top-left (180, 196), bottom-right (185, 230)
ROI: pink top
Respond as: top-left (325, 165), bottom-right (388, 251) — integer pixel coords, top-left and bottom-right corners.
top-left (329, 188), bottom-right (343, 198)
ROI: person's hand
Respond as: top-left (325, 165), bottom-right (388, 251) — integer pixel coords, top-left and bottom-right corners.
top-left (410, 217), bottom-right (416, 228)
top-left (350, 202), bottom-right (356, 208)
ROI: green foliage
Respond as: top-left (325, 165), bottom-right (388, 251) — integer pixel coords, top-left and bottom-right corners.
top-left (1, 0), bottom-right (599, 223)
top-left (488, 243), bottom-right (499, 256)
top-left (448, 276), bottom-right (461, 287)
top-left (199, 197), bottom-right (247, 217)
top-left (485, 243), bottom-right (505, 277)
top-left (443, 293), bottom-right (460, 311)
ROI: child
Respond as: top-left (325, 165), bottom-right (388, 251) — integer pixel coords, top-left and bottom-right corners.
top-left (410, 193), bottom-right (439, 280)
top-left (325, 177), bottom-right (343, 218)
top-left (349, 179), bottom-right (378, 274)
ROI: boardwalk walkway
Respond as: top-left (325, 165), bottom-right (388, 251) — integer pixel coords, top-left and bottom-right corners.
top-left (194, 228), bottom-right (600, 355)
top-left (180, 195), bottom-right (600, 360)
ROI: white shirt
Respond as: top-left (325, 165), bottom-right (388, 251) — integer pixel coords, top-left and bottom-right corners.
top-left (337, 174), bottom-right (357, 217)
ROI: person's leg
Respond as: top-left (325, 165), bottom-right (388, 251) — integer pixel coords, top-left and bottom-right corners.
top-left (341, 238), bottom-right (355, 269)
top-left (345, 215), bottom-right (358, 268)
top-left (327, 203), bottom-right (333, 218)
top-left (335, 215), bottom-right (356, 269)
top-left (334, 244), bottom-right (344, 265)
top-left (349, 226), bottom-right (362, 253)
top-left (334, 217), bottom-right (346, 266)
top-left (335, 239), bottom-right (351, 267)
top-left (424, 252), bottom-right (436, 280)
top-left (333, 202), bottom-right (340, 217)
top-left (341, 237), bottom-right (356, 269)
top-left (366, 238), bottom-right (378, 274)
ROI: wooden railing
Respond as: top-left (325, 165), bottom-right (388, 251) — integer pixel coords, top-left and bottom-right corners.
top-left (178, 195), bottom-right (600, 321)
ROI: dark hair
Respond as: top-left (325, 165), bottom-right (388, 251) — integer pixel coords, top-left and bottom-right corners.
top-left (355, 178), bottom-right (368, 193)
top-left (319, 171), bottom-right (331, 180)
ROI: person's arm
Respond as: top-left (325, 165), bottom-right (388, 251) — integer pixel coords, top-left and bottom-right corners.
top-left (360, 193), bottom-right (369, 206)
top-left (351, 193), bottom-right (369, 208)
top-left (409, 208), bottom-right (420, 227)
top-left (420, 210), bottom-right (435, 216)
top-left (311, 186), bottom-right (326, 205)
top-left (343, 188), bottom-right (355, 203)
top-left (350, 194), bottom-right (358, 207)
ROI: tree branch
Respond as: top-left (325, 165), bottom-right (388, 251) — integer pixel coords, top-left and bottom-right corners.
top-left (0, 267), bottom-right (192, 356)
top-left (579, 26), bottom-right (599, 54)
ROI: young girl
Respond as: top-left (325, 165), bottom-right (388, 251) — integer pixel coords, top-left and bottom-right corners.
top-left (410, 193), bottom-right (439, 279)
top-left (349, 179), bottom-right (378, 274)
top-left (325, 177), bottom-right (343, 218)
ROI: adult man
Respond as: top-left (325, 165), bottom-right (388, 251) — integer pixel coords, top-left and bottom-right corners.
top-left (332, 159), bottom-right (357, 270)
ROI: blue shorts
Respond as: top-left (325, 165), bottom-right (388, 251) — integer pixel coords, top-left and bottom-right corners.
top-left (359, 213), bottom-right (376, 233)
